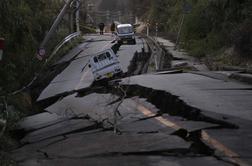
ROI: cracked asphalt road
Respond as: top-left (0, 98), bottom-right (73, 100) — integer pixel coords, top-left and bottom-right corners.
top-left (12, 34), bottom-right (252, 166)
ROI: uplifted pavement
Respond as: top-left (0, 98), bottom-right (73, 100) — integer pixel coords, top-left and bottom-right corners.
top-left (13, 93), bottom-right (228, 166)
top-left (37, 34), bottom-right (114, 102)
top-left (37, 35), bottom-right (146, 102)
top-left (120, 72), bottom-right (252, 166)
top-left (121, 73), bottom-right (252, 121)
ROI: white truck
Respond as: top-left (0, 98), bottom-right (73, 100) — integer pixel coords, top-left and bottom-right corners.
top-left (89, 49), bottom-right (122, 81)
top-left (116, 24), bottom-right (136, 44)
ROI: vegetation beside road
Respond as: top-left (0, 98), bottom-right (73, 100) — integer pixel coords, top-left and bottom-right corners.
top-left (0, 1), bottom-right (83, 164)
top-left (130, 0), bottom-right (252, 67)
top-left (0, 0), bottom-right (64, 93)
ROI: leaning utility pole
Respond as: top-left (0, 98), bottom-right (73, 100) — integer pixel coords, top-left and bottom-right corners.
top-left (40, 0), bottom-right (74, 49)
top-left (38, 0), bottom-right (81, 58)
top-left (174, 1), bottom-right (192, 50)
top-left (75, 0), bottom-right (80, 32)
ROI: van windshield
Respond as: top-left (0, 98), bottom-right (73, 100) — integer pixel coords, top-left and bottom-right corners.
top-left (117, 27), bottom-right (133, 34)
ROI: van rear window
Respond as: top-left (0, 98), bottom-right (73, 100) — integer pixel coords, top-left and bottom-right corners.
top-left (98, 53), bottom-right (107, 61)
top-left (93, 52), bottom-right (112, 63)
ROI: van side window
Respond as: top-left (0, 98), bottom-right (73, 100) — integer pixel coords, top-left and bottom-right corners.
top-left (97, 53), bottom-right (107, 61)
top-left (94, 57), bottom-right (98, 63)
top-left (106, 52), bottom-right (112, 59)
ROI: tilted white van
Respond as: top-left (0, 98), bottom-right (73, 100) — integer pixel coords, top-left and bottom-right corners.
top-left (89, 49), bottom-right (122, 81)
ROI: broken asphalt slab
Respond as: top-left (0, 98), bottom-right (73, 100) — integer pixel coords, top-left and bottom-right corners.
top-left (16, 129), bottom-right (223, 166)
top-left (40, 131), bottom-right (190, 157)
top-left (44, 91), bottom-right (219, 135)
top-left (16, 130), bottom-right (191, 165)
top-left (203, 119), bottom-right (252, 162)
top-left (13, 126), bottom-right (228, 166)
top-left (121, 73), bottom-right (252, 122)
top-left (119, 72), bottom-right (252, 165)
top-left (37, 35), bottom-right (117, 102)
top-left (17, 156), bottom-right (232, 166)
top-left (17, 112), bottom-right (69, 132)
top-left (37, 56), bottom-right (93, 102)
top-left (45, 93), bottom-right (150, 126)
top-left (21, 118), bottom-right (96, 144)
top-left (12, 85), bottom-right (241, 165)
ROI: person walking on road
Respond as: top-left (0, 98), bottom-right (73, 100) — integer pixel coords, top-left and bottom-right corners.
top-left (99, 23), bottom-right (105, 35)
top-left (110, 22), bottom-right (116, 35)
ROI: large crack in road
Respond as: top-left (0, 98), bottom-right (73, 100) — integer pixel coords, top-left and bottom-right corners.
top-left (30, 79), bottom-right (240, 165)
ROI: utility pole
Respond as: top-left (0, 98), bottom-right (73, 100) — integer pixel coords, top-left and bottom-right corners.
top-left (129, 12), bottom-right (134, 24)
top-left (135, 16), bottom-right (139, 24)
top-left (38, 0), bottom-right (81, 59)
top-left (106, 10), bottom-right (110, 24)
top-left (175, 1), bottom-right (192, 50)
top-left (118, 11), bottom-right (122, 23)
top-left (155, 23), bottom-right (158, 38)
top-left (40, 0), bottom-right (74, 50)
top-left (146, 20), bottom-right (150, 37)
top-left (38, 0), bottom-right (76, 60)
top-left (69, 10), bottom-right (74, 33)
top-left (75, 0), bottom-right (80, 32)
top-left (175, 14), bottom-right (184, 50)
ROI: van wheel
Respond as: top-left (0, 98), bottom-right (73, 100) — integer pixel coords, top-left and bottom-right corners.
top-left (116, 71), bottom-right (123, 78)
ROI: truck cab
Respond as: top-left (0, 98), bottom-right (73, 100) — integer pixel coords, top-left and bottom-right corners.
top-left (89, 49), bottom-right (122, 81)
top-left (116, 24), bottom-right (136, 44)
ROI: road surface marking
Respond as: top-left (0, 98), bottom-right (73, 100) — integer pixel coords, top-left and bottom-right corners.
top-left (201, 131), bottom-right (249, 166)
top-left (136, 103), bottom-right (249, 166)
top-left (137, 105), bottom-right (180, 130)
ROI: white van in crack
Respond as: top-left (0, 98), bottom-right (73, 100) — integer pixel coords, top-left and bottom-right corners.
top-left (89, 49), bottom-right (122, 81)
top-left (116, 24), bottom-right (136, 44)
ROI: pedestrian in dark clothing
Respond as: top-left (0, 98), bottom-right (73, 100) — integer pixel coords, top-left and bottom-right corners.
top-left (99, 23), bottom-right (105, 35)
top-left (110, 22), bottom-right (116, 34)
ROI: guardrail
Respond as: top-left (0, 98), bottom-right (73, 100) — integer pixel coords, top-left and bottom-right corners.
top-left (145, 35), bottom-right (163, 71)
top-left (48, 31), bottom-right (81, 62)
